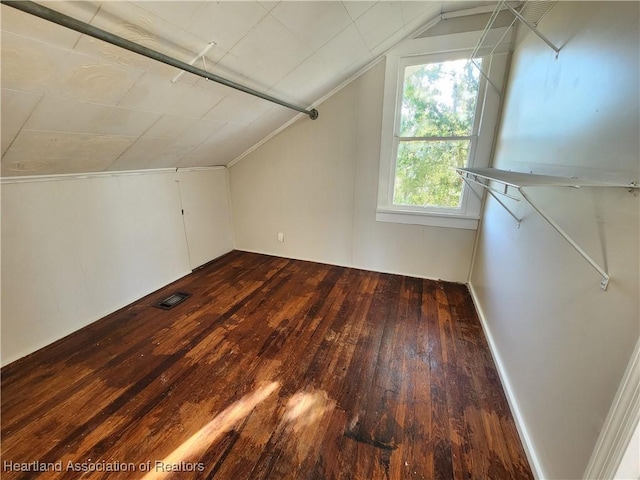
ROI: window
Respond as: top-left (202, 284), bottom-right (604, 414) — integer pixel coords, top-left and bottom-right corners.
top-left (377, 32), bottom-right (508, 229)
top-left (395, 58), bottom-right (481, 209)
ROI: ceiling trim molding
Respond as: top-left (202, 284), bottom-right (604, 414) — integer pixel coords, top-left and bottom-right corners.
top-left (0, 166), bottom-right (226, 184)
top-left (176, 166), bottom-right (227, 173)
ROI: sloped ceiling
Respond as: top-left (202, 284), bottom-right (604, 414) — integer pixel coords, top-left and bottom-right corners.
top-left (1, 1), bottom-right (495, 177)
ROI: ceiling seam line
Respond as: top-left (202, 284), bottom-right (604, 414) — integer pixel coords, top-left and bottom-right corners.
top-left (1, 94), bottom-right (46, 159)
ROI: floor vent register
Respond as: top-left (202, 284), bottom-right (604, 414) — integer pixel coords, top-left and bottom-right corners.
top-left (154, 292), bottom-right (191, 310)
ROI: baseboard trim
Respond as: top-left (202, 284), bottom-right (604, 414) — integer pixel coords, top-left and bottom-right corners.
top-left (467, 281), bottom-right (545, 479)
top-left (235, 248), bottom-right (464, 283)
top-left (583, 338), bottom-right (640, 479)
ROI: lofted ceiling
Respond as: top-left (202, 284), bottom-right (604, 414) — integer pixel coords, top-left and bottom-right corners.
top-left (1, 1), bottom-right (498, 177)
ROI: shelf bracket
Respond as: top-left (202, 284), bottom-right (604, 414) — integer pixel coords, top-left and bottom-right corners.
top-left (485, 188), bottom-right (522, 228)
top-left (504, 2), bottom-right (561, 57)
top-left (461, 176), bottom-right (483, 201)
top-left (458, 171), bottom-right (521, 200)
top-left (470, 59), bottom-right (502, 96)
top-left (518, 188), bottom-right (609, 290)
top-left (461, 176), bottom-right (522, 227)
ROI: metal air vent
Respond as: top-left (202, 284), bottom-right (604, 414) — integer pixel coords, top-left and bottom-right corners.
top-left (154, 292), bottom-right (191, 310)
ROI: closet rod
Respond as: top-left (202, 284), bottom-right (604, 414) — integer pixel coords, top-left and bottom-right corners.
top-left (2, 0), bottom-right (320, 120)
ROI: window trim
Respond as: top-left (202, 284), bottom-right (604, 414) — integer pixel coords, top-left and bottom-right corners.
top-left (377, 31), bottom-right (508, 230)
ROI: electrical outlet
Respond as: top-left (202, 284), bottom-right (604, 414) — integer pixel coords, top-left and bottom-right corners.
top-left (277, 232), bottom-right (284, 242)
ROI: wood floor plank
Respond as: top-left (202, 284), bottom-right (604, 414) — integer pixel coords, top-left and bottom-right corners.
top-left (429, 283), bottom-right (455, 480)
top-left (1, 252), bottom-right (533, 480)
top-left (335, 273), bottom-right (401, 480)
top-left (387, 276), bottom-right (421, 479)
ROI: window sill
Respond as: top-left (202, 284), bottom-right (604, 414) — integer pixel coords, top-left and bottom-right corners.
top-left (376, 209), bottom-right (479, 230)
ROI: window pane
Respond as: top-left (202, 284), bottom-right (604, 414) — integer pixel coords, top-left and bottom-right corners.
top-left (399, 59), bottom-right (481, 138)
top-left (393, 140), bottom-right (469, 208)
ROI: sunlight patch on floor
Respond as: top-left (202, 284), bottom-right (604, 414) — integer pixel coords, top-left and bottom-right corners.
top-left (141, 381), bottom-right (280, 480)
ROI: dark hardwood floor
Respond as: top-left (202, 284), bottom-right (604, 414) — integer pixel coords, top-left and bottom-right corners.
top-left (1, 251), bottom-right (533, 479)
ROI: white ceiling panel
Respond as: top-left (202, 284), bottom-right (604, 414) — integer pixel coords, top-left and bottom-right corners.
top-left (206, 121), bottom-right (255, 145)
top-left (73, 34), bottom-right (156, 72)
top-left (259, 2), bottom-right (280, 13)
top-left (269, 54), bottom-right (340, 106)
top-left (0, 3), bottom-right (97, 50)
top-left (182, 118), bottom-right (226, 145)
top-left (178, 122), bottom-right (249, 167)
top-left (1, 131), bottom-right (137, 175)
top-left (370, 27), bottom-right (414, 59)
top-left (181, 145), bottom-right (233, 167)
top-left (136, 2), bottom-right (207, 28)
top-left (188, 1), bottom-right (269, 52)
top-left (315, 24), bottom-right (372, 76)
top-left (270, 2), bottom-right (353, 51)
top-left (1, 89), bottom-right (42, 155)
top-left (354, 1), bottom-right (406, 51)
top-left (136, 114), bottom-right (227, 157)
top-left (88, 2), bottom-right (171, 50)
top-left (146, 62), bottom-right (203, 86)
top-left (164, 82), bottom-right (231, 119)
top-left (3, 130), bottom-right (136, 162)
top-left (1, 32), bottom-right (71, 95)
top-left (107, 136), bottom-right (197, 170)
top-left (173, 117), bottom-right (227, 146)
top-left (89, 1), bottom-right (211, 64)
top-left (203, 92), bottom-right (273, 126)
top-left (192, 138), bottom-right (257, 167)
top-left (51, 52), bottom-right (145, 106)
top-left (342, 1), bottom-right (376, 21)
top-left (212, 52), bottom-right (270, 91)
top-left (24, 95), bottom-right (161, 137)
top-left (229, 15), bottom-right (314, 88)
top-left (143, 114), bottom-right (202, 139)
top-left (117, 71), bottom-right (187, 113)
top-left (1, 1), bottom-right (495, 176)
top-left (72, 2), bottom-right (214, 74)
top-left (400, 1), bottom-right (442, 23)
top-left (117, 71), bottom-right (229, 117)
top-left (244, 106), bottom-right (298, 143)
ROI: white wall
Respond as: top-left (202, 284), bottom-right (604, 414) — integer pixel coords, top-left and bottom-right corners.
top-left (229, 61), bottom-right (476, 282)
top-left (1, 168), bottom-right (233, 366)
top-left (469, 3), bottom-right (639, 479)
top-left (177, 169), bottom-right (234, 270)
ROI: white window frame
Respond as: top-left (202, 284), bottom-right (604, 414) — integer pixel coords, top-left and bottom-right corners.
top-left (377, 31), bottom-right (509, 230)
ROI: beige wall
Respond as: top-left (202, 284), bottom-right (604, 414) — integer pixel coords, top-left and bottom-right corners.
top-left (1, 168), bottom-right (233, 366)
top-left (229, 61), bottom-right (476, 282)
top-left (469, 3), bottom-right (639, 478)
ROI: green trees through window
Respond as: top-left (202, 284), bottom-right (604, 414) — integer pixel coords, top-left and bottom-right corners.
top-left (393, 59), bottom-right (481, 208)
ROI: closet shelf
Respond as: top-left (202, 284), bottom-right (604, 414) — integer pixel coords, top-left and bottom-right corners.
top-left (456, 167), bottom-right (639, 291)
top-left (457, 167), bottom-right (637, 188)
